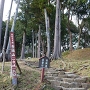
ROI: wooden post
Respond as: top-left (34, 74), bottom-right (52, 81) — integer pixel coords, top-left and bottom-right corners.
top-left (10, 32), bottom-right (17, 86)
top-left (41, 68), bottom-right (45, 82)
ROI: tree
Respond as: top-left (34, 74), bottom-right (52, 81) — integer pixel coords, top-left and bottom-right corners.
top-left (2, 0), bottom-right (20, 73)
top-left (44, 9), bottom-right (50, 57)
top-left (0, 0), bottom-right (5, 53)
top-left (72, 0), bottom-right (89, 48)
top-left (37, 25), bottom-right (41, 58)
top-left (2, 0), bottom-right (13, 70)
top-left (15, 0), bottom-right (35, 59)
top-left (52, 0), bottom-right (61, 59)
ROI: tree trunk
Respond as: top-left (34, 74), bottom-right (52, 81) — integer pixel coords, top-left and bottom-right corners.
top-left (41, 37), bottom-right (45, 56)
top-left (20, 31), bottom-right (26, 60)
top-left (77, 17), bottom-right (82, 48)
top-left (44, 9), bottom-right (50, 57)
top-left (35, 33), bottom-right (37, 58)
top-left (37, 25), bottom-right (41, 58)
top-left (2, 0), bottom-right (13, 63)
top-left (52, 0), bottom-right (61, 59)
top-left (0, 0), bottom-right (5, 53)
top-left (58, 1), bottom-right (61, 57)
top-left (32, 30), bottom-right (34, 58)
top-left (69, 30), bottom-right (73, 51)
top-left (68, 9), bottom-right (73, 51)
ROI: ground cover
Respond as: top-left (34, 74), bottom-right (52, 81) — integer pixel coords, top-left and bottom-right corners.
top-left (0, 48), bottom-right (90, 90)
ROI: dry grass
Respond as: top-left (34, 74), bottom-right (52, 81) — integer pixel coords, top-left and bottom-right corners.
top-left (51, 48), bottom-right (90, 78)
top-left (0, 48), bottom-right (90, 90)
top-left (63, 48), bottom-right (90, 60)
top-left (0, 61), bottom-right (41, 90)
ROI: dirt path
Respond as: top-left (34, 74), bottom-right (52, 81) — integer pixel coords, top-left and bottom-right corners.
top-left (18, 61), bottom-right (41, 73)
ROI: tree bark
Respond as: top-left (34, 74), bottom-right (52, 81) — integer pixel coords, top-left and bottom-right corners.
top-left (32, 30), bottom-right (35, 58)
top-left (68, 8), bottom-right (73, 51)
top-left (37, 25), bottom-right (41, 58)
top-left (77, 17), bottom-right (82, 48)
top-left (35, 33), bottom-right (37, 58)
top-left (41, 37), bottom-right (45, 56)
top-left (2, 0), bottom-right (13, 63)
top-left (20, 31), bottom-right (26, 60)
top-left (52, 0), bottom-right (61, 59)
top-left (0, 0), bottom-right (5, 53)
top-left (44, 9), bottom-right (50, 57)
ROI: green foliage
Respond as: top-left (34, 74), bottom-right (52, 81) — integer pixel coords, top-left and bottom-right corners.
top-left (25, 53), bottom-right (32, 58)
top-left (13, 0), bottom-right (90, 55)
top-left (69, 21), bottom-right (79, 33)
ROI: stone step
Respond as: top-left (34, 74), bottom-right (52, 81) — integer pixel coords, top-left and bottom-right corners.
top-left (59, 81), bottom-right (82, 88)
top-left (65, 72), bottom-right (79, 78)
top-left (63, 78), bottom-right (74, 83)
top-left (62, 77), bottom-right (87, 83)
top-left (62, 87), bottom-right (86, 90)
top-left (81, 83), bottom-right (90, 89)
top-left (45, 76), bottom-right (54, 80)
top-left (58, 74), bottom-right (68, 78)
top-left (45, 71), bottom-right (58, 76)
top-left (53, 86), bottom-right (86, 90)
top-left (46, 77), bottom-right (89, 89)
top-left (54, 77), bottom-right (63, 81)
top-left (45, 69), bottom-right (90, 90)
top-left (74, 77), bottom-right (87, 83)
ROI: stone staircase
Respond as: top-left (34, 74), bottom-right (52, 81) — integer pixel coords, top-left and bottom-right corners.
top-left (45, 68), bottom-right (90, 90)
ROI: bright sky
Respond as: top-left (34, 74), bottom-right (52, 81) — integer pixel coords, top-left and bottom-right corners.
top-left (72, 16), bottom-right (78, 27)
top-left (1, 0), bottom-right (78, 26)
top-left (2, 0), bottom-right (17, 21)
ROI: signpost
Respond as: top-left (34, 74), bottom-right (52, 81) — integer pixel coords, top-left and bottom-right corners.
top-left (39, 56), bottom-right (50, 82)
top-left (10, 32), bottom-right (17, 86)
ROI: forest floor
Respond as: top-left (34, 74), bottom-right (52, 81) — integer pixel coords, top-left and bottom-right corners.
top-left (0, 48), bottom-right (90, 90)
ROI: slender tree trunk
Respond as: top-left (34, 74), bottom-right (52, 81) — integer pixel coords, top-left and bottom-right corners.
top-left (2, 0), bottom-right (13, 63)
top-left (77, 17), bottom-right (82, 48)
top-left (58, 2), bottom-right (61, 57)
top-left (77, 28), bottom-right (82, 48)
top-left (52, 0), bottom-right (61, 59)
top-left (41, 37), bottom-right (44, 56)
top-left (32, 30), bottom-right (34, 58)
top-left (0, 0), bottom-right (5, 53)
top-left (44, 9), bottom-right (50, 57)
top-left (68, 9), bottom-right (73, 51)
top-left (37, 25), bottom-right (41, 58)
top-left (20, 31), bottom-right (26, 60)
top-left (69, 30), bottom-right (73, 50)
top-left (35, 33), bottom-right (37, 58)
top-left (5, 1), bottom-right (20, 74)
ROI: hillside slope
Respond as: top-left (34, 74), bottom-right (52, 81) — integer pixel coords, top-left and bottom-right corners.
top-left (63, 48), bottom-right (90, 60)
